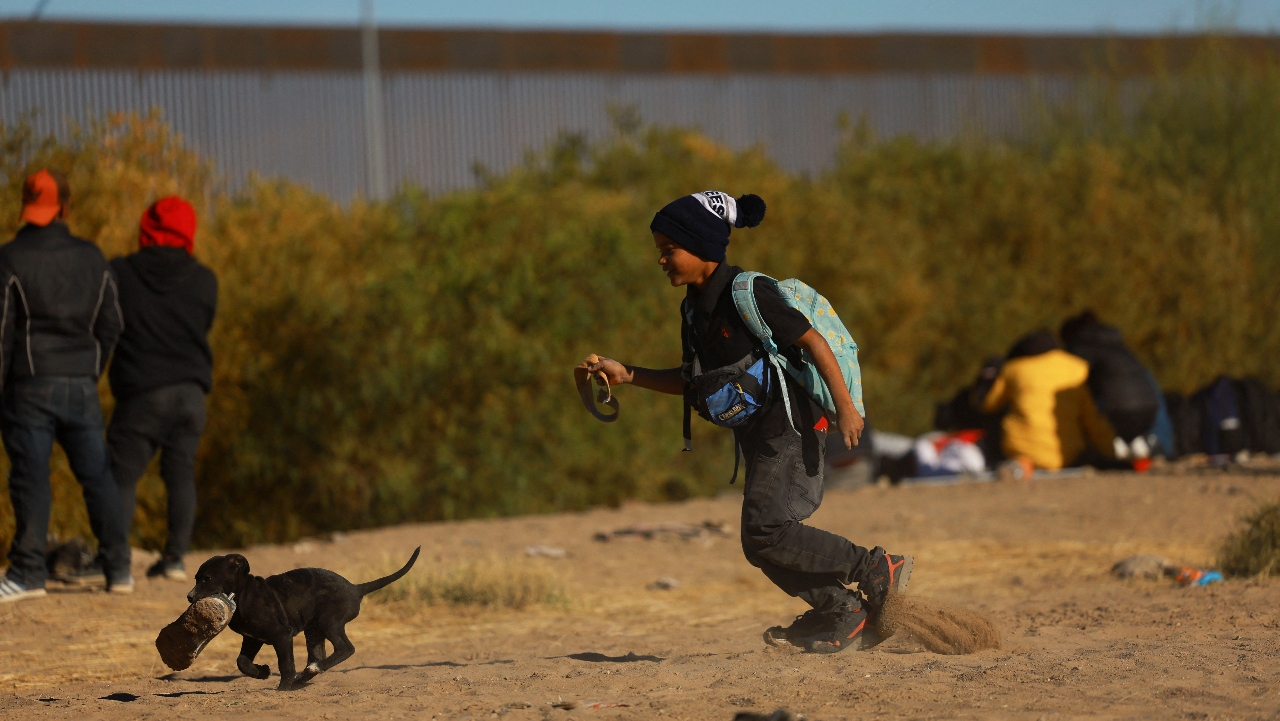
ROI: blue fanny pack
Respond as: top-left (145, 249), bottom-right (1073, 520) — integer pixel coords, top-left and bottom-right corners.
top-left (689, 351), bottom-right (771, 429)
top-left (682, 349), bottom-right (773, 484)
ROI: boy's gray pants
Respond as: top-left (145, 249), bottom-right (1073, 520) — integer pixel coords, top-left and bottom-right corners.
top-left (737, 425), bottom-right (876, 613)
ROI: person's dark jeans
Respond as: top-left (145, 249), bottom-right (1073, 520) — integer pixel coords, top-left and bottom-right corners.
top-left (1, 376), bottom-right (129, 589)
top-left (108, 382), bottom-right (207, 561)
top-left (737, 424), bottom-right (876, 613)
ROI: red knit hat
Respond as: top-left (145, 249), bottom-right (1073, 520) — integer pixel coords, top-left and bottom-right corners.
top-left (139, 196), bottom-right (196, 253)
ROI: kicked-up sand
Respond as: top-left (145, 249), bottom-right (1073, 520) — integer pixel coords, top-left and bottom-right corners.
top-left (1, 468), bottom-right (1279, 719)
top-left (876, 594), bottom-right (1002, 655)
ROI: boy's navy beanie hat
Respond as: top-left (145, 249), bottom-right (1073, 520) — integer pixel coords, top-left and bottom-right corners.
top-left (650, 191), bottom-right (766, 263)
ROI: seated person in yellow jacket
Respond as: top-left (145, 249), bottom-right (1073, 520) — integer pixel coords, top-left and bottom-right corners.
top-left (983, 330), bottom-right (1115, 470)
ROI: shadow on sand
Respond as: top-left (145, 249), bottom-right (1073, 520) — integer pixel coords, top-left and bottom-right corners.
top-left (339, 658), bottom-right (516, 673)
top-left (159, 673), bottom-right (241, 683)
top-left (562, 652), bottom-right (664, 663)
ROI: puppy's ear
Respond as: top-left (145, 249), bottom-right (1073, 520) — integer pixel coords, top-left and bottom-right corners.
top-left (225, 554), bottom-right (251, 576)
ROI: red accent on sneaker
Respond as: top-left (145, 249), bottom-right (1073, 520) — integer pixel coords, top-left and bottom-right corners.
top-left (845, 618), bottom-right (866, 639)
top-left (887, 556), bottom-right (904, 587)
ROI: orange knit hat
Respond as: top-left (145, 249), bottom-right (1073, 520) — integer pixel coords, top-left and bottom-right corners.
top-left (19, 170), bottom-right (62, 227)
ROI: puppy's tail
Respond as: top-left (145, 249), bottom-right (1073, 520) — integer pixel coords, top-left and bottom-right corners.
top-left (356, 546), bottom-right (421, 597)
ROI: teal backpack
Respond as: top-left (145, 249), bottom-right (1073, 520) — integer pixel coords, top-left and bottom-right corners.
top-left (729, 272), bottom-right (865, 430)
top-left (680, 271), bottom-right (865, 483)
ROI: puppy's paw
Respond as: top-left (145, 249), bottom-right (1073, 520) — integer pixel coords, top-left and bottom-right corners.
top-left (237, 655), bottom-right (270, 680)
top-left (295, 663), bottom-right (320, 685)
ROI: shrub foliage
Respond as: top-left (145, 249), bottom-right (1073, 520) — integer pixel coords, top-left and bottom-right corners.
top-left (1, 42), bottom-right (1279, 550)
top-left (1219, 500), bottom-right (1280, 578)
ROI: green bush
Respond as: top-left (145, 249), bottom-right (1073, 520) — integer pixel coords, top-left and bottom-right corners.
top-left (1, 40), bottom-right (1279, 550)
top-left (1218, 500), bottom-right (1280, 578)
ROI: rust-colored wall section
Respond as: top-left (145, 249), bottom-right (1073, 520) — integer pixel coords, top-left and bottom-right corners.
top-left (1, 22), bottom-right (1277, 74)
top-left (977, 37), bottom-right (1028, 73)
top-left (666, 34), bottom-right (730, 72)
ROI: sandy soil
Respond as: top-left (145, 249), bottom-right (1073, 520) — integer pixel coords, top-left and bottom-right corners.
top-left (2, 468), bottom-right (1279, 720)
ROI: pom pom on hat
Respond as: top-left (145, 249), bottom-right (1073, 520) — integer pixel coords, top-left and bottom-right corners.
top-left (734, 193), bottom-right (766, 228)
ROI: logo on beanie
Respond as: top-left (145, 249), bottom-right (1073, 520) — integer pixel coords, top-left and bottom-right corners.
top-left (692, 191), bottom-right (737, 227)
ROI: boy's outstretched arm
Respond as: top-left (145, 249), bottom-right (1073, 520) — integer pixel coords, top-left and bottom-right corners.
top-left (583, 356), bottom-right (685, 396)
top-left (793, 328), bottom-right (864, 449)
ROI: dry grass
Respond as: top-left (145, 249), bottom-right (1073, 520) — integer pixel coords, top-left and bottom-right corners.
top-left (357, 556), bottom-right (568, 611)
top-left (1218, 499), bottom-right (1280, 578)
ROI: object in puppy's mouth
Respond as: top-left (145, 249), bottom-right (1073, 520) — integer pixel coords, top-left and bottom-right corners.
top-left (156, 593), bottom-right (237, 671)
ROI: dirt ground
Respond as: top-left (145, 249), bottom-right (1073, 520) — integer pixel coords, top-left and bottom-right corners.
top-left (2, 468), bottom-right (1279, 720)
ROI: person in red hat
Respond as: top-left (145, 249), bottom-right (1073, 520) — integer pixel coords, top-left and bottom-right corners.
top-left (107, 196), bottom-right (218, 582)
top-left (0, 169), bottom-right (131, 604)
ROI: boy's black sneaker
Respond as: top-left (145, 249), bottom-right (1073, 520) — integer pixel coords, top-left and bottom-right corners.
top-left (763, 609), bottom-right (832, 649)
top-left (858, 549), bottom-right (913, 617)
top-left (805, 606), bottom-right (879, 654)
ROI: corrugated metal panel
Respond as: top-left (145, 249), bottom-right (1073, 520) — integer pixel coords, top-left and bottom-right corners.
top-left (0, 68), bottom-right (1081, 198)
top-left (6, 22), bottom-right (1274, 75)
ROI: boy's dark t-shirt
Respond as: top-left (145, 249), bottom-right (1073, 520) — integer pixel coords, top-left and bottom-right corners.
top-left (681, 262), bottom-right (827, 442)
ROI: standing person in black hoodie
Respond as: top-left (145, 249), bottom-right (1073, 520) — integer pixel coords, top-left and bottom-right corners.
top-left (1059, 310), bottom-right (1159, 463)
top-left (108, 196), bottom-right (217, 581)
top-left (0, 169), bottom-right (131, 604)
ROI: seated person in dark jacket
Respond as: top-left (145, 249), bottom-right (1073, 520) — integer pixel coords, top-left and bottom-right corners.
top-left (1059, 310), bottom-right (1159, 461)
top-left (0, 169), bottom-right (131, 604)
top-left (108, 197), bottom-right (217, 581)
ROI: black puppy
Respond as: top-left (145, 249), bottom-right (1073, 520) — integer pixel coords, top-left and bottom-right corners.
top-left (188, 546), bottom-right (420, 689)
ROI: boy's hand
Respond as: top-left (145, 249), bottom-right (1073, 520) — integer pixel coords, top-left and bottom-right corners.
top-left (794, 328), bottom-right (864, 449)
top-left (580, 355), bottom-right (633, 386)
top-left (836, 406), bottom-right (865, 450)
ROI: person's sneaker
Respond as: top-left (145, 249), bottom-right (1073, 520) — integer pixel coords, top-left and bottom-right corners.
top-left (805, 606), bottom-right (879, 654)
top-left (858, 549), bottom-right (913, 617)
top-left (53, 559), bottom-right (106, 587)
top-left (107, 575), bottom-right (135, 594)
top-left (763, 609), bottom-right (833, 649)
top-left (146, 558), bottom-right (187, 581)
top-left (0, 576), bottom-right (47, 604)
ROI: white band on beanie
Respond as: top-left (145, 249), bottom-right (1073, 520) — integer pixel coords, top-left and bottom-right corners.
top-left (691, 190), bottom-right (737, 227)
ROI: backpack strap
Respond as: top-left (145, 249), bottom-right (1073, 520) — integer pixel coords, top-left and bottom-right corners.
top-left (730, 272), bottom-right (797, 436)
top-left (683, 401), bottom-right (693, 452)
top-left (680, 297), bottom-right (697, 452)
top-left (730, 435), bottom-right (740, 484)
top-left (731, 272), bottom-right (779, 355)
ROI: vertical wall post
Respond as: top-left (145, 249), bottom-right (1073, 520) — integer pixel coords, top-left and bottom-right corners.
top-left (361, 0), bottom-right (389, 200)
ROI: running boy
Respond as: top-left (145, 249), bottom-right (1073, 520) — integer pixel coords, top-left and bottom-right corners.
top-left (581, 191), bottom-right (912, 653)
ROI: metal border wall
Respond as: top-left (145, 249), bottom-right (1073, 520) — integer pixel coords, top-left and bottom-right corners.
top-left (6, 23), bottom-right (1255, 198)
top-left (0, 67), bottom-right (1078, 198)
